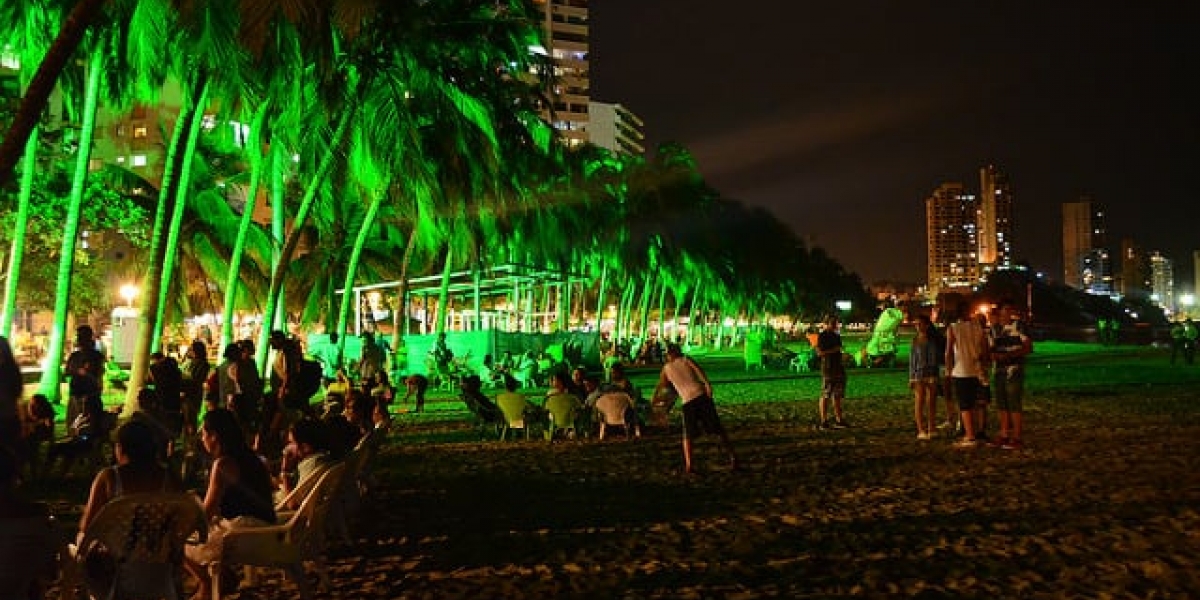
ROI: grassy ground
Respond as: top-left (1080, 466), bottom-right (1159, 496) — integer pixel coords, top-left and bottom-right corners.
top-left (32, 341), bottom-right (1200, 599)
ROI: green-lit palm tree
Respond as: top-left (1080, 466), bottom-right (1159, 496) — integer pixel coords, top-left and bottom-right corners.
top-left (0, 0), bottom-right (63, 338)
top-left (0, 0), bottom-right (107, 189)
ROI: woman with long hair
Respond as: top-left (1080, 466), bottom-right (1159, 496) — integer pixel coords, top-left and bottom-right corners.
top-left (184, 408), bottom-right (275, 599)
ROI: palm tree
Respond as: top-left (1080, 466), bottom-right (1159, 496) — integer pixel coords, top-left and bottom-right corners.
top-left (35, 45), bottom-right (103, 401)
top-left (0, 0), bottom-right (64, 337)
top-left (0, 0), bottom-right (107, 189)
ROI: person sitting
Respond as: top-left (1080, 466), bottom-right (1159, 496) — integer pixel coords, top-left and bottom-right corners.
top-left (70, 420), bottom-right (185, 600)
top-left (45, 386), bottom-right (111, 478)
top-left (460, 375), bottom-right (502, 428)
top-left (275, 418), bottom-right (335, 510)
top-left (0, 446), bottom-right (58, 599)
top-left (320, 401), bottom-right (362, 461)
top-left (324, 368), bottom-right (352, 405)
top-left (77, 420), bottom-right (185, 534)
top-left (19, 394), bottom-right (55, 480)
top-left (543, 372), bottom-right (581, 438)
top-left (601, 363), bottom-right (648, 432)
top-left (370, 371), bottom-right (395, 412)
top-left (184, 409), bottom-right (277, 600)
top-left (479, 354), bottom-right (502, 388)
top-left (495, 374), bottom-right (544, 430)
top-left (128, 387), bottom-right (176, 461)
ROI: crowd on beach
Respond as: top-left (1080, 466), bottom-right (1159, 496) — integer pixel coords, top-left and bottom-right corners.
top-left (0, 323), bottom-right (394, 599)
top-left (0, 293), bottom-right (1051, 598)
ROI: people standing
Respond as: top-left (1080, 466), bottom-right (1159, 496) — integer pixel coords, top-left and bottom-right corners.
top-left (65, 326), bottom-right (105, 425)
top-left (988, 300), bottom-right (1033, 450)
top-left (945, 301), bottom-right (990, 447)
top-left (358, 331), bottom-right (386, 383)
top-left (1183, 318), bottom-right (1198, 365)
top-left (908, 315), bottom-right (941, 440)
top-left (815, 314), bottom-right (849, 430)
top-left (651, 344), bottom-right (738, 475)
top-left (402, 374), bottom-right (429, 413)
top-left (180, 340), bottom-right (210, 436)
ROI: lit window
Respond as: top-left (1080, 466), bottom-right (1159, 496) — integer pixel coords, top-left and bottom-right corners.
top-left (116, 156), bottom-right (125, 163)
top-left (116, 125), bottom-right (128, 137)
top-left (133, 126), bottom-right (147, 138)
top-left (132, 154), bottom-right (147, 167)
top-left (202, 114), bottom-right (216, 130)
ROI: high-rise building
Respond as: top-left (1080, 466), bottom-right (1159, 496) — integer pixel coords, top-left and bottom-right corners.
top-left (587, 101), bottom-right (643, 156)
top-left (534, 0), bottom-right (590, 147)
top-left (926, 182), bottom-right (978, 296)
top-left (1062, 197), bottom-right (1110, 292)
top-left (1149, 251), bottom-right (1175, 313)
top-left (977, 165), bottom-right (1013, 273)
top-left (1118, 238), bottom-right (1150, 298)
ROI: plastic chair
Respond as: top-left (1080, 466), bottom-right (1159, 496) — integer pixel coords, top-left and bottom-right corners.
top-left (743, 338), bottom-right (765, 371)
top-left (211, 463), bottom-right (347, 600)
top-left (63, 492), bottom-right (207, 600)
top-left (543, 393), bottom-right (579, 441)
top-left (275, 462), bottom-right (334, 513)
top-left (595, 392), bottom-right (639, 440)
top-left (496, 393), bottom-right (534, 441)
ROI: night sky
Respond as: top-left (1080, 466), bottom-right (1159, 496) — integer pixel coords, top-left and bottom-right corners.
top-left (590, 2), bottom-right (1198, 288)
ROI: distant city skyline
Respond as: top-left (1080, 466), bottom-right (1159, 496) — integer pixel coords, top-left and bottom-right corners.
top-left (591, 2), bottom-right (1198, 290)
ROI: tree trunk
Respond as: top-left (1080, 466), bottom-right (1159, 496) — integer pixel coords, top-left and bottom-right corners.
top-left (390, 226), bottom-right (418, 364)
top-left (37, 49), bottom-right (102, 402)
top-left (0, 0), bottom-right (106, 189)
top-left (335, 191), bottom-right (384, 360)
top-left (434, 248), bottom-right (453, 335)
top-left (127, 70), bottom-right (196, 409)
top-left (1, 128), bottom-right (38, 338)
top-left (152, 77), bottom-right (211, 352)
top-left (593, 262), bottom-right (609, 335)
top-left (220, 103), bottom-right (269, 349)
top-left (262, 99), bottom-right (358, 354)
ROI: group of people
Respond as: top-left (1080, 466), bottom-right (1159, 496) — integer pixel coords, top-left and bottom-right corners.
top-left (906, 299), bottom-right (1033, 449)
top-left (1169, 318), bottom-right (1198, 365)
top-left (0, 330), bottom-right (387, 599)
top-left (456, 344), bottom-right (739, 476)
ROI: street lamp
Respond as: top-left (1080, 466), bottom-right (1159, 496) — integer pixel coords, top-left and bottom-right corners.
top-left (119, 283), bottom-right (138, 307)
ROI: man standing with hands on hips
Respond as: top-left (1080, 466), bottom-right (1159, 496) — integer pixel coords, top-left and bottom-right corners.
top-left (653, 344), bottom-right (739, 475)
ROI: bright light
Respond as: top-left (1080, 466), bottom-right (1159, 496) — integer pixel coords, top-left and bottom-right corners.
top-left (1180, 294), bottom-right (1195, 307)
top-left (835, 300), bottom-right (852, 312)
top-left (119, 284), bottom-right (139, 306)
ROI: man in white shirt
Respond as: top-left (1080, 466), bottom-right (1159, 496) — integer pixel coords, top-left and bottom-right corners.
top-left (652, 344), bottom-right (739, 475)
top-left (945, 301), bottom-right (990, 447)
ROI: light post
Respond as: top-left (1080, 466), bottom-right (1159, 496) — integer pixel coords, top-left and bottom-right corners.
top-left (119, 283), bottom-right (139, 308)
top-left (1180, 293), bottom-right (1195, 320)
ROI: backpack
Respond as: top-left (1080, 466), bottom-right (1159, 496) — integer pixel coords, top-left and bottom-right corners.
top-left (287, 357), bottom-right (324, 409)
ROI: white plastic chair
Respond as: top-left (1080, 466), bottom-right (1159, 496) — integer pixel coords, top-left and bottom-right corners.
top-left (210, 462), bottom-right (347, 600)
top-left (63, 493), bottom-right (206, 600)
top-left (595, 392), bottom-right (639, 440)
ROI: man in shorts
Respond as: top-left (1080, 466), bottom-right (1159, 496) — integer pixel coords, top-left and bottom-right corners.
top-left (988, 300), bottom-right (1032, 450)
top-left (816, 314), bottom-right (849, 429)
top-left (945, 301), bottom-right (989, 447)
top-left (652, 344), bottom-right (739, 475)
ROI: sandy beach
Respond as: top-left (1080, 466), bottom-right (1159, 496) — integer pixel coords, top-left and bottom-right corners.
top-left (31, 346), bottom-right (1200, 598)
